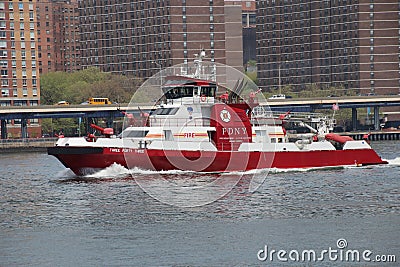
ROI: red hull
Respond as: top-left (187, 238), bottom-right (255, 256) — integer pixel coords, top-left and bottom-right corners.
top-left (48, 147), bottom-right (387, 176)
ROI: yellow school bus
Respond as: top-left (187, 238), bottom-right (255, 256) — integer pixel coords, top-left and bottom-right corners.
top-left (88, 97), bottom-right (112, 105)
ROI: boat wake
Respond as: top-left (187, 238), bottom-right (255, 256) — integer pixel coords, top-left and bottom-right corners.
top-left (81, 163), bottom-right (345, 178)
top-left (384, 157), bottom-right (400, 166)
top-left (60, 156), bottom-right (400, 180)
top-left (85, 163), bottom-right (130, 178)
top-left (55, 168), bottom-right (76, 178)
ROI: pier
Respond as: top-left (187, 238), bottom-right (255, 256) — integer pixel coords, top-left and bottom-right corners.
top-left (341, 131), bottom-right (400, 141)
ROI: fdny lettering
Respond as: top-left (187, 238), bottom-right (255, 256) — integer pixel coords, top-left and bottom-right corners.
top-left (222, 127), bottom-right (247, 135)
top-left (184, 133), bottom-right (196, 138)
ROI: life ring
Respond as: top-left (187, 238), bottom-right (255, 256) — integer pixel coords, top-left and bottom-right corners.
top-left (200, 95), bottom-right (207, 102)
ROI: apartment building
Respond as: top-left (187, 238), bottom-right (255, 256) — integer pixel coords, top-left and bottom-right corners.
top-left (0, 0), bottom-right (40, 137)
top-left (77, 0), bottom-right (243, 79)
top-left (242, 0), bottom-right (256, 65)
top-left (36, 0), bottom-right (80, 73)
top-left (257, 0), bottom-right (400, 95)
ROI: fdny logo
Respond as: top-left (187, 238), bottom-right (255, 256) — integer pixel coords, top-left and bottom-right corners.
top-left (220, 109), bottom-right (231, 123)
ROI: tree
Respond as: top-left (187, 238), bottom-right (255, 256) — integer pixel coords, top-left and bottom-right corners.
top-left (40, 68), bottom-right (143, 105)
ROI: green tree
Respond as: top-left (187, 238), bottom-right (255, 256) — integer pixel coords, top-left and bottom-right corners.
top-left (40, 67), bottom-right (143, 105)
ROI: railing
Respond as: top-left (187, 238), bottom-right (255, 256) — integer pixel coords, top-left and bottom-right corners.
top-left (149, 117), bottom-right (211, 127)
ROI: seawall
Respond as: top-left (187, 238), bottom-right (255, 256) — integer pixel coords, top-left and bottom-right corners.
top-left (0, 138), bottom-right (57, 153)
top-left (340, 131), bottom-right (400, 141)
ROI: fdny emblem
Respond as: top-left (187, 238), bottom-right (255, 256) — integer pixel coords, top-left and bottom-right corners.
top-left (220, 109), bottom-right (231, 123)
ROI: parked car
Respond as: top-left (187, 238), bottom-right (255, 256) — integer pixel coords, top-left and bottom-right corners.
top-left (268, 94), bottom-right (287, 99)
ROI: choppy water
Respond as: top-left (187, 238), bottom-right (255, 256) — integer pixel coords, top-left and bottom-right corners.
top-left (0, 141), bottom-right (399, 266)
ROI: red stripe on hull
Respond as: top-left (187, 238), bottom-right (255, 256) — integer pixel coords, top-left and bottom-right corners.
top-left (50, 147), bottom-right (387, 176)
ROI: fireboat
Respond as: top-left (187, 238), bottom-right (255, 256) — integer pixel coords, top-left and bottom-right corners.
top-left (48, 52), bottom-right (387, 176)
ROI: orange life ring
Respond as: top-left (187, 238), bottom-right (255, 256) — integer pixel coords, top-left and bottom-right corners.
top-left (200, 95), bottom-right (207, 102)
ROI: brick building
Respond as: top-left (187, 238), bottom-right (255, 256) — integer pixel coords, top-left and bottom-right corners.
top-left (0, 0), bottom-right (40, 137)
top-left (37, 0), bottom-right (80, 73)
top-left (256, 0), bottom-right (400, 95)
top-left (78, 0), bottom-right (244, 79)
top-left (0, 0), bottom-right (79, 138)
top-left (241, 0), bottom-right (256, 65)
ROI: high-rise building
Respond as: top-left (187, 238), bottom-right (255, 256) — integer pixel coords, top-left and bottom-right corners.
top-left (36, 0), bottom-right (80, 73)
top-left (78, 0), bottom-right (243, 79)
top-left (0, 0), bottom-right (40, 137)
top-left (256, 0), bottom-right (400, 95)
top-left (241, 0), bottom-right (256, 66)
top-left (0, 0), bottom-right (79, 138)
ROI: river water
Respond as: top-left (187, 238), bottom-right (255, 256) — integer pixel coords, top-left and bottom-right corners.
top-left (0, 141), bottom-right (399, 266)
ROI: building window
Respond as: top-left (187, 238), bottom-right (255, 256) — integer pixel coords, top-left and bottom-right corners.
top-left (1, 79), bottom-right (8, 86)
top-left (1, 89), bottom-right (9, 97)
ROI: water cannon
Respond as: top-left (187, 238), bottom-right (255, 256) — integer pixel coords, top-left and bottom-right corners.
top-left (90, 123), bottom-right (114, 137)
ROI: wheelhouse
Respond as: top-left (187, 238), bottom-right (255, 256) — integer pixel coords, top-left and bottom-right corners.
top-left (162, 76), bottom-right (217, 100)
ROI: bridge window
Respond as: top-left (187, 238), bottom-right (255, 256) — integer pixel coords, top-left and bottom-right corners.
top-left (151, 107), bottom-right (179, 115)
top-left (164, 86), bottom-right (194, 99)
top-left (200, 86), bottom-right (216, 97)
top-left (119, 130), bottom-right (149, 138)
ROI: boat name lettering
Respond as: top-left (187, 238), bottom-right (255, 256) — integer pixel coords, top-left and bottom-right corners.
top-left (184, 133), bottom-right (196, 138)
top-left (110, 148), bottom-right (121, 153)
top-left (222, 127), bottom-right (247, 135)
top-left (122, 148), bottom-right (133, 153)
top-left (136, 149), bottom-right (145, 154)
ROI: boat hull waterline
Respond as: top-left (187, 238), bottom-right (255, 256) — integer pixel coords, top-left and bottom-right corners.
top-left (48, 146), bottom-right (387, 176)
